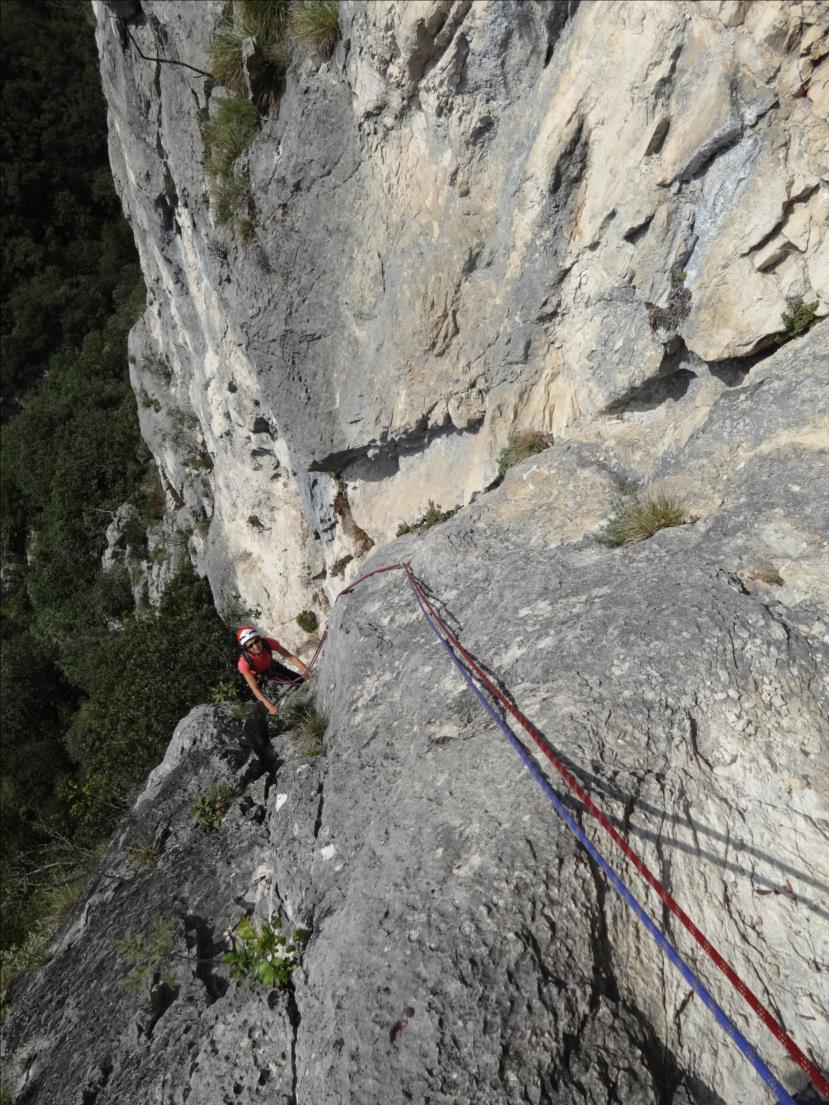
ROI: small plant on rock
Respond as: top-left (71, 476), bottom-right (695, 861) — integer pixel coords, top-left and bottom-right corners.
top-left (210, 676), bottom-right (240, 703)
top-left (127, 834), bottom-right (162, 871)
top-left (278, 697), bottom-right (328, 757)
top-left (296, 610), bottom-right (319, 633)
top-left (191, 785), bottom-right (235, 831)
top-left (209, 0), bottom-right (293, 110)
top-left (776, 297), bottom-right (819, 343)
top-left (331, 555), bottom-right (352, 577)
top-left (497, 430), bottom-right (551, 478)
top-left (599, 493), bottom-right (688, 547)
top-left (223, 913), bottom-right (309, 989)
top-left (112, 917), bottom-right (176, 991)
top-left (396, 501), bottom-right (459, 536)
top-left (290, 0), bottom-right (340, 57)
top-left (203, 98), bottom-right (259, 174)
top-left (421, 501), bottom-right (458, 530)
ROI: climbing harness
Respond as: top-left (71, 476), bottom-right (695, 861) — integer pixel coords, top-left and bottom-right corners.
top-left (296, 560), bottom-right (827, 1104)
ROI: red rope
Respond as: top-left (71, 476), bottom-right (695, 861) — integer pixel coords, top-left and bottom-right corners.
top-left (302, 559), bottom-right (826, 1096)
top-left (401, 565), bottom-right (828, 1099)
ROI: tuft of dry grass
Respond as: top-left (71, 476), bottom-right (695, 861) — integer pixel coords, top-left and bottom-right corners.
top-left (497, 430), bottom-right (551, 477)
top-left (290, 0), bottom-right (339, 57)
top-left (600, 493), bottom-right (688, 547)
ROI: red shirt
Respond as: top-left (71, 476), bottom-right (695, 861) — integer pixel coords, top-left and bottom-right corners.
top-left (238, 637), bottom-right (284, 676)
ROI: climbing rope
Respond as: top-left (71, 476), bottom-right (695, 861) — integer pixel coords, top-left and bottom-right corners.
top-left (297, 560), bottom-right (826, 1102)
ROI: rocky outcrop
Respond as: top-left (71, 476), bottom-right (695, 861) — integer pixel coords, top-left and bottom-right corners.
top-left (4, 324), bottom-right (827, 1103)
top-left (92, 0), bottom-right (828, 650)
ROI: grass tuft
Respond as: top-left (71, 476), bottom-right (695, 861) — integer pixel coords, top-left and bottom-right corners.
top-left (210, 26), bottom-right (249, 97)
top-left (127, 834), bottom-right (162, 871)
top-left (210, 1), bottom-right (293, 111)
top-left (277, 697), bottom-right (328, 757)
top-left (396, 501), bottom-right (459, 537)
top-left (202, 97), bottom-right (259, 178)
top-left (497, 430), bottom-right (551, 478)
top-left (599, 493), bottom-right (688, 547)
top-left (290, 0), bottom-right (340, 57)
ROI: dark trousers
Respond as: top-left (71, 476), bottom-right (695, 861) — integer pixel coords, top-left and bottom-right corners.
top-left (260, 660), bottom-right (304, 687)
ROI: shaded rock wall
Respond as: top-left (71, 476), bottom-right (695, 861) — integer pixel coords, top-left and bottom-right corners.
top-left (93, 0), bottom-right (828, 648)
top-left (3, 324), bottom-right (828, 1104)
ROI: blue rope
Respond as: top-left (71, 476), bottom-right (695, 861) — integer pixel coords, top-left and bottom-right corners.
top-left (404, 575), bottom-right (797, 1105)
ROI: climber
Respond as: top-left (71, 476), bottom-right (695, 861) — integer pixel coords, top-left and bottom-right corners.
top-left (236, 626), bottom-right (309, 715)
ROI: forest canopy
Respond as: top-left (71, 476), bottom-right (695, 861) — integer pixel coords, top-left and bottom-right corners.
top-left (0, 1), bottom-right (234, 974)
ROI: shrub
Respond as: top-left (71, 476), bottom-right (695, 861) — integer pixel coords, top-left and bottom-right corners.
top-left (222, 913), bottom-right (309, 988)
top-left (497, 430), bottom-right (551, 478)
top-left (290, 0), bottom-right (340, 57)
top-left (776, 297), bottom-right (819, 343)
top-left (210, 676), bottom-right (240, 703)
top-left (296, 610), bottom-right (319, 633)
top-left (395, 522), bottom-right (411, 537)
top-left (0, 919), bottom-right (52, 1017)
top-left (191, 785), bottom-right (235, 831)
top-left (599, 493), bottom-right (688, 547)
top-left (112, 916), bottom-right (176, 991)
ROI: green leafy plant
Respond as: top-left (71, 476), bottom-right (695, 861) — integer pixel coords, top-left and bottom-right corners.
top-left (191, 785), bottom-right (235, 831)
top-left (210, 676), bottom-right (240, 703)
top-left (222, 913), bottom-right (309, 988)
top-left (112, 916), bottom-right (176, 991)
top-left (599, 493), bottom-right (688, 547)
top-left (776, 297), bottom-right (819, 343)
top-left (671, 270), bottom-right (687, 286)
top-left (395, 521), bottom-right (411, 537)
top-left (497, 430), bottom-right (551, 478)
top-left (296, 610), bottom-right (318, 633)
top-left (331, 555), bottom-right (352, 577)
top-left (290, 0), bottom-right (340, 57)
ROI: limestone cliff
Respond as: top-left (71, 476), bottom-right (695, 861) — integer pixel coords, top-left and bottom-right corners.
top-left (3, 2), bottom-right (828, 1103)
top-left (92, 0), bottom-right (827, 650)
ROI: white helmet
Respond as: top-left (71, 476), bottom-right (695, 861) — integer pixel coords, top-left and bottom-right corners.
top-left (237, 626), bottom-right (258, 647)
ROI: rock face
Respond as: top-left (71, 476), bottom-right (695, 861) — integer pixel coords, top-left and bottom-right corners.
top-left (4, 325), bottom-right (828, 1103)
top-left (91, 0), bottom-right (828, 650)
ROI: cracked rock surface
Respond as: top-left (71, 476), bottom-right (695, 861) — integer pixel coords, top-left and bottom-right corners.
top-left (3, 326), bottom-right (827, 1104)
